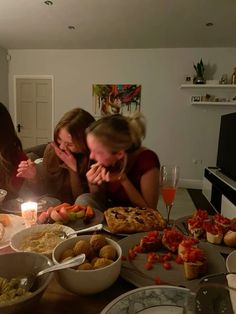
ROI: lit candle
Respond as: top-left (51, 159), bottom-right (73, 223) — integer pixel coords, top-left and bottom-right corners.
top-left (21, 201), bottom-right (38, 228)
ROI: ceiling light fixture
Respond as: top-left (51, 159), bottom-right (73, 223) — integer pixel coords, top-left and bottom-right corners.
top-left (68, 25), bottom-right (76, 30)
top-left (206, 22), bottom-right (214, 27)
top-left (44, 0), bottom-right (53, 5)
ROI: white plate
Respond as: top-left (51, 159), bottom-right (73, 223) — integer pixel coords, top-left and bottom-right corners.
top-left (10, 224), bottom-right (75, 256)
top-left (0, 214), bottom-right (26, 249)
top-left (100, 285), bottom-right (195, 314)
top-left (2, 196), bottom-right (61, 214)
top-left (226, 250), bottom-right (236, 272)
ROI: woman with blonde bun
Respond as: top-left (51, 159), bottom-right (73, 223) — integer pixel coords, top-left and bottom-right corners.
top-left (76, 112), bottom-right (160, 210)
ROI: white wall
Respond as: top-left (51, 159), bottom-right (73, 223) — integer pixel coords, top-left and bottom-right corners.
top-left (8, 48), bottom-right (236, 188)
top-left (0, 47), bottom-right (9, 106)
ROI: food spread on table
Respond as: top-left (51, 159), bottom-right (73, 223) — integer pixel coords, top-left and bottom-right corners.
top-left (126, 228), bottom-right (207, 281)
top-left (37, 203), bottom-right (95, 225)
top-left (104, 206), bottom-right (166, 234)
top-left (187, 209), bottom-right (236, 247)
top-left (0, 276), bottom-right (31, 304)
top-left (58, 234), bottom-right (118, 270)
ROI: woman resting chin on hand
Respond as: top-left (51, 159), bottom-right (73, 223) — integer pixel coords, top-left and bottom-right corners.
top-left (76, 113), bottom-right (160, 211)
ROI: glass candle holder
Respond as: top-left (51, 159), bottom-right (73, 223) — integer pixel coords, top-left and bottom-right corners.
top-left (21, 201), bottom-right (38, 227)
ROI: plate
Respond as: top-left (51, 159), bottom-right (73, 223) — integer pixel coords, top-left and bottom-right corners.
top-left (226, 250), bottom-right (236, 272)
top-left (175, 215), bottom-right (235, 255)
top-left (100, 285), bottom-right (195, 314)
top-left (2, 196), bottom-right (61, 214)
top-left (67, 208), bottom-right (104, 231)
top-left (0, 214), bottom-right (26, 249)
top-left (103, 222), bottom-right (131, 237)
top-left (10, 223), bottom-right (75, 256)
top-left (118, 232), bottom-right (226, 292)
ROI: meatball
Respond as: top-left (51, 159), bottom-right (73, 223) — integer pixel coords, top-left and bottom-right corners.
top-left (93, 257), bottom-right (113, 269)
top-left (90, 234), bottom-right (107, 251)
top-left (60, 248), bottom-right (74, 262)
top-left (73, 240), bottom-right (92, 257)
top-left (77, 262), bottom-right (93, 270)
top-left (99, 244), bottom-right (117, 260)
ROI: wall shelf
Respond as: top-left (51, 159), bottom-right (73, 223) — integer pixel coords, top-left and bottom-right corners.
top-left (191, 101), bottom-right (236, 106)
top-left (181, 84), bottom-right (236, 89)
top-left (181, 84), bottom-right (236, 106)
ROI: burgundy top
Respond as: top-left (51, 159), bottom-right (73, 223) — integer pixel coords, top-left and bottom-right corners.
top-left (106, 149), bottom-right (160, 206)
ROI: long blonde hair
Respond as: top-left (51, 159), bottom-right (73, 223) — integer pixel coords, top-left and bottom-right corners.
top-left (86, 112), bottom-right (146, 153)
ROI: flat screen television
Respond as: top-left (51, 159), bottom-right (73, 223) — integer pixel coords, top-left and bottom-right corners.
top-left (216, 112), bottom-right (236, 181)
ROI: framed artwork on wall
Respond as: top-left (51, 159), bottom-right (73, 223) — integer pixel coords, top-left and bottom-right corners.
top-left (92, 84), bottom-right (141, 117)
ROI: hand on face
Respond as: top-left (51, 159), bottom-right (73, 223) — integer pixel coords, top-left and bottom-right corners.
top-left (16, 159), bottom-right (36, 179)
top-left (87, 157), bottom-right (126, 185)
top-left (51, 142), bottom-right (77, 172)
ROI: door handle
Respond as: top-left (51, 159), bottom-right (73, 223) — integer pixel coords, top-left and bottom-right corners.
top-left (17, 124), bottom-right (22, 132)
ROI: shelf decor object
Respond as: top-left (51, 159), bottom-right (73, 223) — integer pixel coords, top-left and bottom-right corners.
top-left (193, 59), bottom-right (205, 84)
top-left (180, 84), bottom-right (236, 106)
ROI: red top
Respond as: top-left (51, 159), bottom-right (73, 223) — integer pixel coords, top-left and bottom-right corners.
top-left (106, 149), bottom-right (160, 206)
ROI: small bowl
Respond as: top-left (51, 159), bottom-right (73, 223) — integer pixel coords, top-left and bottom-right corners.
top-left (226, 250), bottom-right (236, 272)
top-left (0, 252), bottom-right (53, 314)
top-left (52, 235), bottom-right (122, 295)
top-left (10, 224), bottom-right (75, 257)
top-left (0, 189), bottom-right (7, 204)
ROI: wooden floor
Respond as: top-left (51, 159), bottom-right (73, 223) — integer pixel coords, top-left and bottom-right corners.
top-left (187, 188), bottom-right (216, 215)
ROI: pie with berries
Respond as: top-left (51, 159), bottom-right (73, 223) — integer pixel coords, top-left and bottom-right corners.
top-left (104, 207), bottom-right (166, 234)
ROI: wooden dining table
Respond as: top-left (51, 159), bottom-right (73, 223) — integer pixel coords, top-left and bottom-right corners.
top-left (0, 234), bottom-right (136, 314)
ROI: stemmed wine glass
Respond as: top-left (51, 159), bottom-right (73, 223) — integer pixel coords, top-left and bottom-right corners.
top-left (160, 165), bottom-right (180, 226)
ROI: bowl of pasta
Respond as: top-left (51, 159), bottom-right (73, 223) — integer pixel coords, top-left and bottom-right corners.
top-left (10, 224), bottom-right (75, 257)
top-left (0, 251), bottom-right (53, 314)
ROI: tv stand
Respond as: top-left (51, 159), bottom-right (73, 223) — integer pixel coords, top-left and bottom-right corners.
top-left (202, 167), bottom-right (236, 217)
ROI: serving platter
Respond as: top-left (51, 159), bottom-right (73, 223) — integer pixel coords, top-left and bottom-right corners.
top-left (175, 215), bottom-right (235, 255)
top-left (2, 196), bottom-right (61, 214)
top-left (100, 285), bottom-right (195, 314)
top-left (0, 214), bottom-right (26, 249)
top-left (118, 232), bottom-right (227, 292)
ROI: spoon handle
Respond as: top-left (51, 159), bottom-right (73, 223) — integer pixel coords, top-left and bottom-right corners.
top-left (36, 254), bottom-right (86, 277)
top-left (67, 223), bottom-right (103, 237)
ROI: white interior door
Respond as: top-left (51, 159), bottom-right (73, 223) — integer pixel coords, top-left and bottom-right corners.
top-left (16, 78), bottom-right (52, 148)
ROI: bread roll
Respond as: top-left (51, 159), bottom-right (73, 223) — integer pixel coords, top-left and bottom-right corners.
top-left (0, 223), bottom-right (5, 241)
top-left (224, 230), bottom-right (236, 247)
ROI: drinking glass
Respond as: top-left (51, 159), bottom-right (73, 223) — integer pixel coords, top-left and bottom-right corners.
top-left (160, 165), bottom-right (180, 225)
top-left (21, 201), bottom-right (38, 227)
top-left (195, 272), bottom-right (236, 313)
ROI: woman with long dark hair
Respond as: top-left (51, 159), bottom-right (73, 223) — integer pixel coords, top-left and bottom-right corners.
top-left (0, 103), bottom-right (27, 199)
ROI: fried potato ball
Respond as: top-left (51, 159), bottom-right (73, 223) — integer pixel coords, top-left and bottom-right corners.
top-left (90, 234), bottom-right (107, 251)
top-left (73, 240), bottom-right (92, 257)
top-left (91, 257), bottom-right (99, 266)
top-left (99, 244), bottom-right (117, 260)
top-left (93, 257), bottom-right (113, 269)
top-left (60, 248), bottom-right (74, 262)
top-left (77, 262), bottom-right (93, 270)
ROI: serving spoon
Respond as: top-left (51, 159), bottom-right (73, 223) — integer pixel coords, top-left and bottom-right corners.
top-left (19, 253), bottom-right (86, 291)
top-left (59, 223), bottom-right (103, 239)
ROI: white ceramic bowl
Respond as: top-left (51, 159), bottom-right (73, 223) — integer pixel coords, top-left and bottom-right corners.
top-left (52, 235), bottom-right (122, 295)
top-left (10, 224), bottom-right (75, 257)
top-left (0, 189), bottom-right (7, 203)
top-left (0, 252), bottom-right (53, 314)
top-left (226, 250), bottom-right (236, 272)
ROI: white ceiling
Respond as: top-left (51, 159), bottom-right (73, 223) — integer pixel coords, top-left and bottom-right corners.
top-left (0, 0), bottom-right (236, 50)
